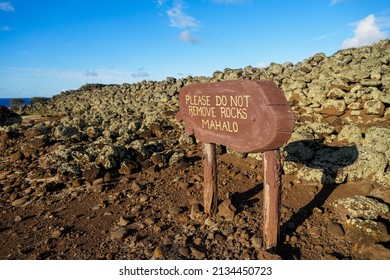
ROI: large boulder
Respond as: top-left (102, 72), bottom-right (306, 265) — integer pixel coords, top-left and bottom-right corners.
top-left (0, 105), bottom-right (22, 126)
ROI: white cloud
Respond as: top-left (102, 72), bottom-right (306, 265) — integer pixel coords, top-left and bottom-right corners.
top-left (0, 2), bottom-right (15, 12)
top-left (179, 30), bottom-right (201, 44)
top-left (342, 14), bottom-right (388, 49)
top-left (157, 1), bottom-right (202, 44)
top-left (166, 1), bottom-right (200, 29)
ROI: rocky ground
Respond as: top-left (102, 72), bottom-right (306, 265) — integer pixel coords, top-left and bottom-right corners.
top-left (0, 40), bottom-right (389, 260)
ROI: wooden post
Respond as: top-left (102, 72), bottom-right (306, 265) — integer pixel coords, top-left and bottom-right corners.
top-left (263, 149), bottom-right (282, 249)
top-left (202, 142), bottom-right (218, 214)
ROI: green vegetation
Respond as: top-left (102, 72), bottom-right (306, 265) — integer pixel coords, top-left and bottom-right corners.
top-left (9, 98), bottom-right (24, 107)
top-left (30, 97), bottom-right (51, 105)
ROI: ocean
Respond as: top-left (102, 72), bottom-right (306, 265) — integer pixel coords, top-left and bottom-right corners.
top-left (0, 98), bottom-right (30, 107)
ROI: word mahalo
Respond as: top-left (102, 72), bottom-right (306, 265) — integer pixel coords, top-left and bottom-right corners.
top-left (176, 80), bottom-right (295, 152)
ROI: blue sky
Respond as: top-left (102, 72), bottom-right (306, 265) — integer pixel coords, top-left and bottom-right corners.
top-left (0, 0), bottom-right (389, 98)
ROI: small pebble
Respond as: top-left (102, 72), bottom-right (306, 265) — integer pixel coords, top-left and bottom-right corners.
top-left (110, 228), bottom-right (127, 240)
top-left (92, 184), bottom-right (104, 193)
top-left (139, 195), bottom-right (149, 203)
top-left (145, 217), bottom-right (155, 225)
top-left (153, 246), bottom-right (165, 259)
top-left (194, 237), bottom-right (202, 245)
top-left (118, 216), bottom-right (131, 226)
top-left (92, 178), bottom-right (104, 186)
top-left (251, 235), bottom-right (263, 249)
top-left (290, 235), bottom-right (299, 245)
top-left (131, 181), bottom-right (143, 192)
top-left (190, 247), bottom-right (206, 259)
top-left (51, 230), bottom-right (62, 239)
top-left (14, 215), bottom-right (23, 222)
top-left (11, 197), bottom-right (27, 207)
top-left (178, 247), bottom-right (190, 257)
top-left (221, 227), bottom-right (234, 236)
top-left (72, 179), bottom-right (81, 188)
top-left (204, 217), bottom-right (217, 227)
top-left (103, 172), bottom-right (111, 182)
top-left (131, 205), bottom-right (141, 213)
top-left (168, 205), bottom-right (181, 215)
top-left (190, 203), bottom-right (202, 220)
top-left (24, 187), bottom-right (33, 195)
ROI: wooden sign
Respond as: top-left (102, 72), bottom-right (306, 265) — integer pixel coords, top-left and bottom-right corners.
top-left (176, 80), bottom-right (294, 153)
top-left (176, 79), bottom-right (295, 249)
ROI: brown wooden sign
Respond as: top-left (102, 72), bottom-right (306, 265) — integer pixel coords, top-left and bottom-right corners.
top-left (176, 80), bottom-right (295, 153)
top-left (176, 79), bottom-right (295, 249)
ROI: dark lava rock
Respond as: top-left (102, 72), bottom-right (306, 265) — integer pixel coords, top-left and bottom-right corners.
top-left (0, 106), bottom-right (22, 126)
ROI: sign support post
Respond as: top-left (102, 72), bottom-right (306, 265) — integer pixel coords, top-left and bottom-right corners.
top-left (176, 80), bottom-right (295, 249)
top-left (263, 149), bottom-right (282, 249)
top-left (202, 142), bottom-right (218, 214)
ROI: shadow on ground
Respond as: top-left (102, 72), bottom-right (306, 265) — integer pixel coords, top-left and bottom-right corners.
top-left (232, 183), bottom-right (262, 211)
top-left (278, 139), bottom-right (359, 258)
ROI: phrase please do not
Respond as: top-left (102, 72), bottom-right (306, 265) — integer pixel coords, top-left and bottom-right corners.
top-left (185, 94), bottom-right (251, 120)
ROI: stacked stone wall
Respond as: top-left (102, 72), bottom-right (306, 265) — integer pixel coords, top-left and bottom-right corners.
top-left (17, 39), bottom-right (390, 186)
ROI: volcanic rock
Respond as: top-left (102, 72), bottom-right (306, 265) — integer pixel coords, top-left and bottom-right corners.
top-left (332, 196), bottom-right (389, 221)
top-left (0, 106), bottom-right (22, 126)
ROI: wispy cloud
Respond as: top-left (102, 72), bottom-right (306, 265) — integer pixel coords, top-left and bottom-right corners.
top-left (158, 1), bottom-right (202, 44)
top-left (179, 30), bottom-right (201, 44)
top-left (131, 68), bottom-right (150, 78)
top-left (85, 70), bottom-right (98, 77)
top-left (313, 35), bottom-right (328, 41)
top-left (1, 66), bottom-right (142, 83)
top-left (156, 0), bottom-right (168, 6)
top-left (376, 14), bottom-right (390, 29)
top-left (257, 62), bottom-right (270, 69)
top-left (0, 2), bottom-right (15, 12)
top-left (177, 72), bottom-right (191, 77)
top-left (1, 26), bottom-right (14, 31)
top-left (166, 1), bottom-right (200, 29)
top-left (342, 14), bottom-right (388, 49)
top-left (0, 66), bottom-right (150, 97)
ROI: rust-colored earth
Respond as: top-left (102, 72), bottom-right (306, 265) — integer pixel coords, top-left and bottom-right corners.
top-left (1, 114), bottom-right (388, 260)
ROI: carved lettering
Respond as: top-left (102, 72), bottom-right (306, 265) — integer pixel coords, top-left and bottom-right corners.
top-left (188, 106), bottom-right (216, 118)
top-left (215, 96), bottom-right (227, 106)
top-left (201, 119), bottom-right (239, 132)
top-left (185, 95), bottom-right (210, 106)
top-left (230, 95), bottom-right (250, 107)
top-left (184, 94), bottom-right (251, 133)
top-left (219, 107), bottom-right (247, 119)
